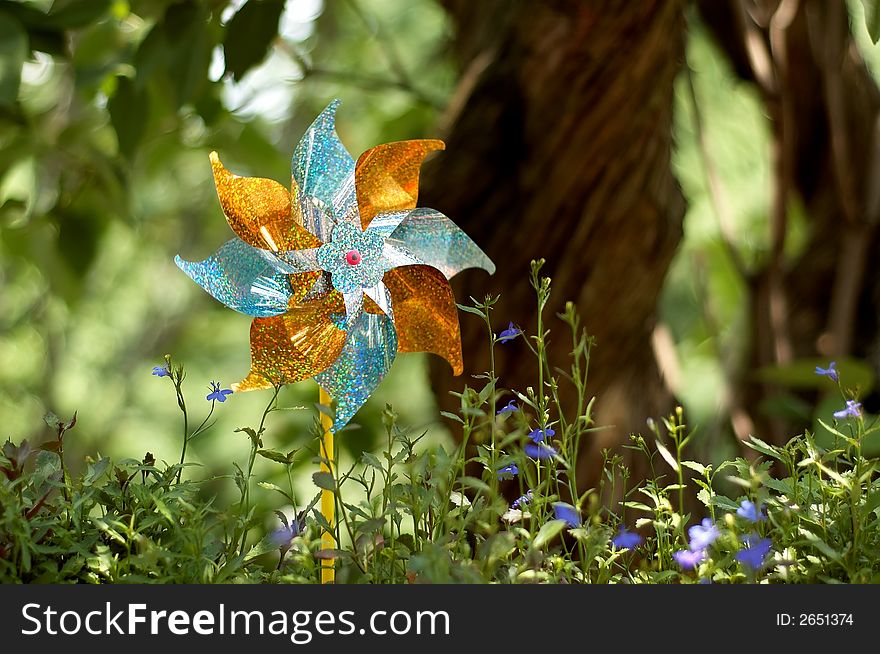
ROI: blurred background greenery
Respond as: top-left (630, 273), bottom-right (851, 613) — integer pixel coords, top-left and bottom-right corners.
top-left (3, 0), bottom-right (880, 509)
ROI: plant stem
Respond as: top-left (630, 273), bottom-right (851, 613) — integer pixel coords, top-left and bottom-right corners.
top-left (238, 386), bottom-right (280, 556)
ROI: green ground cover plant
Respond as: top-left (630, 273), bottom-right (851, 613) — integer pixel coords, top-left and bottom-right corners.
top-left (2, 261), bottom-right (878, 584)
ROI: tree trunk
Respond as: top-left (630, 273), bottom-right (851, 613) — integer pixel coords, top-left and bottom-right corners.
top-left (421, 0), bottom-right (687, 491)
top-left (698, 0), bottom-right (880, 446)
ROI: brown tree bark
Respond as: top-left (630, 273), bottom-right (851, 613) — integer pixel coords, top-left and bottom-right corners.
top-left (698, 0), bottom-right (880, 447)
top-left (421, 1), bottom-right (687, 491)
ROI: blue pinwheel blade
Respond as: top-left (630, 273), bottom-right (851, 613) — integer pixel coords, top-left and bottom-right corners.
top-left (316, 310), bottom-right (398, 432)
top-left (175, 238), bottom-right (293, 317)
top-left (388, 208), bottom-right (495, 279)
top-left (292, 99), bottom-right (356, 226)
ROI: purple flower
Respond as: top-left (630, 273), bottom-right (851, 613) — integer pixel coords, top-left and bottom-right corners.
top-left (206, 381), bottom-right (233, 403)
top-left (673, 548), bottom-right (706, 570)
top-left (270, 520), bottom-right (302, 548)
top-left (833, 399), bottom-right (862, 420)
top-left (497, 400), bottom-right (517, 415)
top-left (736, 500), bottom-right (767, 523)
top-left (736, 534), bottom-right (772, 570)
top-left (611, 526), bottom-right (643, 550)
top-left (688, 518), bottom-right (720, 551)
top-left (498, 322), bottom-right (522, 343)
top-left (815, 361), bottom-right (839, 383)
top-left (511, 490), bottom-right (533, 509)
top-left (553, 502), bottom-right (581, 528)
top-left (528, 426), bottom-right (555, 443)
top-left (152, 365), bottom-right (171, 378)
top-left (525, 443), bottom-right (558, 460)
top-left (497, 463), bottom-right (519, 480)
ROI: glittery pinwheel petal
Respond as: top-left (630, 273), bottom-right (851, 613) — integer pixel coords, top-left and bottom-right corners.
top-left (363, 210), bottom-right (410, 238)
top-left (364, 282), bottom-right (393, 319)
top-left (383, 265), bottom-right (464, 375)
top-left (233, 292), bottom-right (348, 391)
top-left (210, 152), bottom-right (319, 252)
top-left (355, 140), bottom-right (444, 229)
top-left (387, 208), bottom-right (496, 279)
top-left (175, 238), bottom-right (292, 317)
top-left (316, 310), bottom-right (398, 431)
top-left (342, 290), bottom-right (364, 330)
top-left (292, 100), bottom-right (355, 227)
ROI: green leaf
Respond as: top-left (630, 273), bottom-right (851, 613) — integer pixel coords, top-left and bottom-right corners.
top-left (696, 488), bottom-right (712, 508)
top-left (244, 533), bottom-right (280, 561)
top-left (136, 2), bottom-right (212, 108)
top-left (44, 0), bottom-right (113, 29)
top-left (152, 497), bottom-right (173, 523)
top-left (655, 440), bottom-right (679, 472)
top-left (361, 451), bottom-right (383, 469)
top-left (532, 519), bottom-right (567, 549)
top-left (84, 457), bottom-right (111, 485)
top-left (0, 11), bottom-right (26, 107)
top-left (257, 481), bottom-right (289, 497)
top-left (681, 460), bottom-right (707, 475)
top-left (796, 529), bottom-right (843, 562)
top-left (108, 76), bottom-right (149, 158)
top-left (169, 4), bottom-right (211, 107)
top-left (458, 476), bottom-right (491, 494)
top-left (312, 471), bottom-right (336, 492)
top-left (862, 0), bottom-right (880, 43)
top-left (744, 436), bottom-right (783, 461)
top-left (356, 517), bottom-right (386, 535)
top-left (223, 0), bottom-right (285, 81)
top-left (257, 449), bottom-right (291, 464)
top-left (862, 490), bottom-right (880, 519)
top-left (439, 410), bottom-right (463, 424)
top-left (455, 303), bottom-right (486, 317)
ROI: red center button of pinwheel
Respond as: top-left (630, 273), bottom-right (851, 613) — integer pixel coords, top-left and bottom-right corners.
top-left (345, 249), bottom-right (362, 266)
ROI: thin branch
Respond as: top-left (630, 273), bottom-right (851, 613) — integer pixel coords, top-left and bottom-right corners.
top-left (276, 38), bottom-right (444, 110)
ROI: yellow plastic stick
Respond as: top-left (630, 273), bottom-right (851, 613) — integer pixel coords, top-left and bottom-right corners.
top-left (318, 386), bottom-right (335, 583)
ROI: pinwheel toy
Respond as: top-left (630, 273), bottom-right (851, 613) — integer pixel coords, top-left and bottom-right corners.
top-left (175, 100), bottom-right (494, 582)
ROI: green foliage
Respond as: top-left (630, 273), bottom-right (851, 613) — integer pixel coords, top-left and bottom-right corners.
top-left (223, 0), bottom-right (285, 81)
top-left (4, 266), bottom-right (879, 584)
top-left (0, 0), bottom-right (453, 472)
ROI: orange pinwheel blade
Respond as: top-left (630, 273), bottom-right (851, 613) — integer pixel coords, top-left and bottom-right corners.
top-left (355, 139), bottom-right (444, 229)
top-left (233, 291), bottom-right (347, 391)
top-left (382, 264), bottom-right (463, 375)
top-left (211, 152), bottom-right (320, 252)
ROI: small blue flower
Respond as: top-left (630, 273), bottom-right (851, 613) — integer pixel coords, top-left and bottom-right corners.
top-left (498, 322), bottom-right (521, 343)
top-left (528, 426), bottom-right (555, 443)
top-left (511, 489), bottom-right (533, 509)
top-left (152, 365), bottom-right (171, 378)
top-left (553, 502), bottom-right (581, 528)
top-left (270, 520), bottom-right (302, 548)
top-left (206, 381), bottom-right (233, 403)
top-left (833, 399), bottom-right (862, 420)
top-left (736, 499), bottom-right (767, 523)
top-left (525, 443), bottom-right (558, 460)
top-left (611, 526), bottom-right (643, 550)
top-left (497, 400), bottom-right (518, 415)
top-left (673, 548), bottom-right (705, 570)
top-left (736, 534), bottom-right (772, 570)
top-left (688, 518), bottom-right (720, 551)
top-left (815, 361), bottom-right (839, 383)
top-left (497, 463), bottom-right (519, 480)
